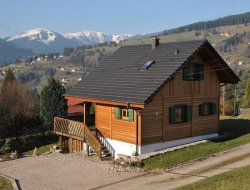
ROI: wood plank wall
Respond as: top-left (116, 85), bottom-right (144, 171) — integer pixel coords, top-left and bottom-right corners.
top-left (95, 104), bottom-right (140, 145)
top-left (141, 54), bottom-right (220, 145)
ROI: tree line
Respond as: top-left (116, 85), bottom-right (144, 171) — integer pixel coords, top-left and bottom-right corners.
top-left (223, 68), bottom-right (250, 115)
top-left (161, 12), bottom-right (250, 36)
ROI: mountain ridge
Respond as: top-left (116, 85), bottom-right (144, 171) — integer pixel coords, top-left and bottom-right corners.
top-left (1, 11), bottom-right (250, 65)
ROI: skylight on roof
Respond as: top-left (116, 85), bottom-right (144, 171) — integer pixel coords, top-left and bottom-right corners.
top-left (141, 60), bottom-right (155, 70)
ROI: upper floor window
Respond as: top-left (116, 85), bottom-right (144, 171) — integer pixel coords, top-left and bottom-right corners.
top-left (183, 63), bottom-right (204, 81)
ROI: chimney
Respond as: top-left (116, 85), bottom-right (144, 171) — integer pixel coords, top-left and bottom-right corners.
top-left (151, 36), bottom-right (160, 49)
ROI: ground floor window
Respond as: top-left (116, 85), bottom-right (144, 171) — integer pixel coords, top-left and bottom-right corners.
top-left (199, 103), bottom-right (217, 116)
top-left (175, 105), bottom-right (185, 122)
top-left (115, 107), bottom-right (134, 121)
top-left (169, 104), bottom-right (192, 124)
top-left (122, 108), bottom-right (129, 120)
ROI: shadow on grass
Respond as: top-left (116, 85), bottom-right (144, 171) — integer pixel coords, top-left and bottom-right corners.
top-left (211, 118), bottom-right (250, 143)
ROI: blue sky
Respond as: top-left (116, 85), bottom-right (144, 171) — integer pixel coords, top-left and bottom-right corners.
top-left (0, 0), bottom-right (250, 38)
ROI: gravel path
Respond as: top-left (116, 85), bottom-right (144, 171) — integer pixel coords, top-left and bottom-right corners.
top-left (2, 143), bottom-right (250, 190)
top-left (0, 153), bottom-right (139, 190)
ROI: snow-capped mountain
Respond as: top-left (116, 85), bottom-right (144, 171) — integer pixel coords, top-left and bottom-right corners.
top-left (64, 30), bottom-right (133, 45)
top-left (5, 28), bottom-right (77, 53)
top-left (4, 28), bottom-right (139, 54)
top-left (6, 28), bottom-right (57, 45)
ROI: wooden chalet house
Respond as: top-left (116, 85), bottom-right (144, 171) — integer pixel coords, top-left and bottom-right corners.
top-left (54, 38), bottom-right (239, 159)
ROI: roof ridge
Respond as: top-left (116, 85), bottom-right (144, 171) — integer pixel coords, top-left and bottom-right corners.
top-left (120, 39), bottom-right (206, 48)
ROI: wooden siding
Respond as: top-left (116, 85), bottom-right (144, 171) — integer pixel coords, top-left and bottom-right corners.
top-left (164, 96), bottom-right (192, 141)
top-left (192, 95), bottom-right (219, 136)
top-left (95, 104), bottom-right (141, 145)
top-left (95, 105), bottom-right (111, 139)
top-left (141, 54), bottom-right (220, 145)
top-left (141, 96), bottom-right (163, 145)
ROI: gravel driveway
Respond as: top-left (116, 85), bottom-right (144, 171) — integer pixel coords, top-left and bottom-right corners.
top-left (0, 153), bottom-right (138, 190)
top-left (2, 143), bottom-right (250, 190)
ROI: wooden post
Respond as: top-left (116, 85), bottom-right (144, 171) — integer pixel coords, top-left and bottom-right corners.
top-left (83, 103), bottom-right (86, 124)
top-left (110, 107), bottom-right (112, 139)
top-left (59, 136), bottom-right (63, 150)
top-left (69, 138), bottom-right (72, 153)
top-left (233, 84), bottom-right (237, 116)
top-left (222, 85), bottom-right (225, 116)
top-left (191, 79), bottom-right (194, 137)
top-left (162, 96), bottom-right (166, 141)
top-left (86, 143), bottom-right (89, 156)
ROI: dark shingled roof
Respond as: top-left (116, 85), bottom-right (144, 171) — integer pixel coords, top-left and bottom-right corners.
top-left (66, 40), bottom-right (239, 104)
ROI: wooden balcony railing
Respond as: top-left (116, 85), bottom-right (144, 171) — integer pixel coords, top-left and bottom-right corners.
top-left (54, 117), bottom-right (102, 158)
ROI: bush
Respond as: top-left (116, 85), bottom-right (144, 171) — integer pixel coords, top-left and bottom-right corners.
top-left (1, 139), bottom-right (12, 152)
top-left (130, 161), bottom-right (145, 168)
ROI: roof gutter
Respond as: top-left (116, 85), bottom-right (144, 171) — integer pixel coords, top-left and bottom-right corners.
top-left (64, 96), bottom-right (145, 109)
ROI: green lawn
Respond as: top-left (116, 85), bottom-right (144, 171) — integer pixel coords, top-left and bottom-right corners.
top-left (175, 165), bottom-right (250, 190)
top-left (0, 176), bottom-right (13, 190)
top-left (22, 143), bottom-right (57, 155)
top-left (143, 117), bottom-right (250, 170)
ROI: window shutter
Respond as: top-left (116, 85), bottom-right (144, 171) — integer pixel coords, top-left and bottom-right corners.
top-left (211, 103), bottom-right (217, 115)
top-left (195, 64), bottom-right (204, 80)
top-left (182, 64), bottom-right (190, 80)
top-left (128, 109), bottom-right (134, 121)
top-left (199, 104), bottom-right (204, 116)
top-left (115, 107), bottom-right (121, 119)
top-left (169, 106), bottom-right (176, 124)
top-left (186, 105), bottom-right (192, 122)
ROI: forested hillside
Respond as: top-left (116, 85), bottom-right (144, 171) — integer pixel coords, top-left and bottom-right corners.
top-left (161, 12), bottom-right (250, 36)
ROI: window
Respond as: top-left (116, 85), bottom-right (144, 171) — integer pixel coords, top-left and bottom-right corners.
top-left (175, 106), bottom-right (185, 123)
top-left (183, 63), bottom-right (204, 81)
top-left (169, 105), bottom-right (192, 124)
top-left (199, 103), bottom-right (217, 116)
top-left (122, 109), bottom-right (129, 120)
top-left (141, 60), bottom-right (155, 70)
top-left (114, 107), bottom-right (134, 121)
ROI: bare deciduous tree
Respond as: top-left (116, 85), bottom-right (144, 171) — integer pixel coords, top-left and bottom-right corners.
top-left (0, 69), bottom-right (36, 139)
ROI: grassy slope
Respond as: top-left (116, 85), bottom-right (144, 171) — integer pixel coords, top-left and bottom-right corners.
top-left (123, 31), bottom-right (228, 46)
top-left (143, 117), bottom-right (250, 169)
top-left (175, 165), bottom-right (250, 190)
top-left (0, 176), bottom-right (13, 190)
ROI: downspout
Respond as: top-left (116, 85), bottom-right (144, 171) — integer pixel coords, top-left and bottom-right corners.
top-left (128, 103), bottom-right (139, 155)
top-left (136, 109), bottom-right (141, 155)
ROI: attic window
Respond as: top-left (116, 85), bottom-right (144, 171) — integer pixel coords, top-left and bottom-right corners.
top-left (141, 60), bottom-right (155, 70)
top-left (183, 63), bottom-right (204, 81)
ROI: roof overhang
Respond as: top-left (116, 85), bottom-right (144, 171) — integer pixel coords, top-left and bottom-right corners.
top-left (64, 96), bottom-right (145, 109)
top-left (200, 40), bottom-right (240, 84)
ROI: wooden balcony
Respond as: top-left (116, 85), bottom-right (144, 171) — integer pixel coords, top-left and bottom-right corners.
top-left (54, 116), bottom-right (102, 157)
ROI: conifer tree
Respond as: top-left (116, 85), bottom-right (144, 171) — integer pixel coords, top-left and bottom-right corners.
top-left (39, 78), bottom-right (67, 128)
